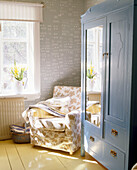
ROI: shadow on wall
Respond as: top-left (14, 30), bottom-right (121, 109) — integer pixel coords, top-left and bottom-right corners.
top-left (51, 71), bottom-right (81, 90)
top-left (25, 70), bottom-right (81, 109)
top-left (45, 70), bottom-right (81, 99)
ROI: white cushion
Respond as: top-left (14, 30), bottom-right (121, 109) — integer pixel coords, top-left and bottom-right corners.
top-left (45, 96), bottom-right (70, 113)
top-left (45, 96), bottom-right (70, 107)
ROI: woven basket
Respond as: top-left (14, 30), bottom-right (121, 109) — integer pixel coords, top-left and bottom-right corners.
top-left (12, 132), bottom-right (30, 143)
top-left (10, 123), bottom-right (30, 144)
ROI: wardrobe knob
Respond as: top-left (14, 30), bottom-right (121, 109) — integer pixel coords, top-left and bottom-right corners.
top-left (90, 136), bottom-right (95, 142)
top-left (111, 129), bottom-right (118, 136)
top-left (110, 150), bottom-right (117, 157)
top-left (103, 52), bottom-right (109, 57)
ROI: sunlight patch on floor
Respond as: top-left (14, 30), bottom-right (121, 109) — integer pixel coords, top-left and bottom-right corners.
top-left (48, 152), bottom-right (78, 159)
top-left (45, 157), bottom-right (52, 160)
top-left (83, 159), bottom-right (98, 164)
top-left (38, 150), bottom-right (48, 153)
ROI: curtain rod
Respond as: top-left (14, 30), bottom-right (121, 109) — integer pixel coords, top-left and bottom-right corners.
top-left (0, 1), bottom-right (45, 8)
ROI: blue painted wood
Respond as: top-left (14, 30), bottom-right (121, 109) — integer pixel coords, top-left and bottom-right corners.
top-left (128, 4), bottom-right (137, 169)
top-left (84, 131), bottom-right (103, 159)
top-left (103, 142), bottom-right (125, 170)
top-left (81, 0), bottom-right (133, 24)
top-left (81, 0), bottom-right (137, 169)
top-left (83, 18), bottom-right (106, 138)
top-left (81, 21), bottom-right (85, 157)
top-left (84, 123), bottom-right (104, 165)
top-left (124, 5), bottom-right (133, 170)
top-left (104, 120), bottom-right (127, 152)
top-left (105, 9), bottom-right (129, 128)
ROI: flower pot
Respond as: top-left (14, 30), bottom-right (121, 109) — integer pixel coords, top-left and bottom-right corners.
top-left (14, 79), bottom-right (24, 94)
top-left (87, 78), bottom-right (94, 91)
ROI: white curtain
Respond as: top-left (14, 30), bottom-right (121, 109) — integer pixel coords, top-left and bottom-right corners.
top-left (0, 1), bottom-right (43, 22)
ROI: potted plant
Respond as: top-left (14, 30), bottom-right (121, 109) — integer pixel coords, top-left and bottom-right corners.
top-left (87, 61), bottom-right (97, 91)
top-left (11, 60), bottom-right (26, 94)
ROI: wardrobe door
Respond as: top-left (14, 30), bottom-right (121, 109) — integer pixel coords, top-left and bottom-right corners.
top-left (105, 9), bottom-right (130, 127)
top-left (82, 17), bottom-right (106, 140)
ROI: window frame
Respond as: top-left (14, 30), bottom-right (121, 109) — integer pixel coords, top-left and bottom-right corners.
top-left (0, 21), bottom-right (40, 101)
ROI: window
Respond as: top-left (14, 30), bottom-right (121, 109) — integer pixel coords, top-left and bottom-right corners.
top-left (0, 21), bottom-right (40, 97)
top-left (0, 1), bottom-right (43, 99)
top-left (0, 21), bottom-right (35, 94)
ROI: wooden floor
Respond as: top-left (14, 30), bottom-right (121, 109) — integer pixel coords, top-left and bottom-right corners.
top-left (0, 140), bottom-right (106, 170)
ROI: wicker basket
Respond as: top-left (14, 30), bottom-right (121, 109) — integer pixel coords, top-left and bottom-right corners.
top-left (10, 123), bottom-right (30, 143)
top-left (12, 132), bottom-right (30, 143)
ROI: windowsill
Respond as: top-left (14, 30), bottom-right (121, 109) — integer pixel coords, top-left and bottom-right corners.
top-left (87, 90), bottom-right (101, 95)
top-left (0, 92), bottom-right (40, 101)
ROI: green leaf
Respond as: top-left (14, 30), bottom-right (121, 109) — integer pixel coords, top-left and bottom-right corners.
top-left (14, 59), bottom-right (16, 66)
top-left (87, 69), bottom-right (92, 79)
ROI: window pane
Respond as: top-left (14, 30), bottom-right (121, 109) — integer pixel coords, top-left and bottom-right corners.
top-left (3, 21), bottom-right (27, 39)
top-left (3, 42), bottom-right (27, 65)
top-left (3, 67), bottom-right (12, 90)
top-left (0, 21), bottom-right (35, 94)
top-left (99, 28), bottom-right (103, 44)
top-left (87, 44), bottom-right (95, 66)
top-left (87, 29), bottom-right (95, 43)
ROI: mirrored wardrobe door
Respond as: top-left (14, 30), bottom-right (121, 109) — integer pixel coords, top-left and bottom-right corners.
top-left (86, 25), bottom-right (103, 127)
top-left (84, 18), bottom-right (106, 136)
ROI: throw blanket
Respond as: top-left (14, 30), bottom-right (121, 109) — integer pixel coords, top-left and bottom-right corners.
top-left (22, 102), bottom-right (66, 123)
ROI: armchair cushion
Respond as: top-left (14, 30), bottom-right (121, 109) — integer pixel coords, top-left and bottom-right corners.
top-left (53, 86), bottom-right (81, 111)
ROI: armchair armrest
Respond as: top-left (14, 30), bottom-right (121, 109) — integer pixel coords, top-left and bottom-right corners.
top-left (65, 110), bottom-right (81, 128)
top-left (64, 110), bottom-right (81, 151)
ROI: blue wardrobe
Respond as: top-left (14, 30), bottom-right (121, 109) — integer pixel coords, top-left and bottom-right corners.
top-left (81, 0), bottom-right (137, 169)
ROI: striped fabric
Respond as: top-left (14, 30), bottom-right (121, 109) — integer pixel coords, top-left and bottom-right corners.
top-left (10, 125), bottom-right (30, 134)
top-left (29, 103), bottom-right (66, 117)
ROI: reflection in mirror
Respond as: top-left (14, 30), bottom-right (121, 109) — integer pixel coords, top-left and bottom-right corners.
top-left (86, 25), bottom-right (103, 128)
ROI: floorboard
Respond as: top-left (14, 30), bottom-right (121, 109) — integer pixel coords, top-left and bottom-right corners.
top-left (15, 143), bottom-right (66, 170)
top-left (6, 142), bottom-right (25, 170)
top-left (0, 143), bottom-right (11, 170)
top-left (0, 140), bottom-right (106, 170)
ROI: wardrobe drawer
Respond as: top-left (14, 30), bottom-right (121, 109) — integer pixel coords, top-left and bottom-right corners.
top-left (103, 142), bottom-right (125, 170)
top-left (104, 122), bottom-right (126, 151)
top-left (85, 131), bottom-right (103, 157)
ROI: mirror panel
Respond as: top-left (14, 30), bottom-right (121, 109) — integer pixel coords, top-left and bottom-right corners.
top-left (86, 25), bottom-right (103, 128)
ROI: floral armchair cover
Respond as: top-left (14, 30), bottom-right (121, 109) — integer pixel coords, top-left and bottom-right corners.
top-left (28, 86), bottom-right (81, 154)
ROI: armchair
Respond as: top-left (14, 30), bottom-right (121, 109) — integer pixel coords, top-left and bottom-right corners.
top-left (28, 86), bottom-right (81, 155)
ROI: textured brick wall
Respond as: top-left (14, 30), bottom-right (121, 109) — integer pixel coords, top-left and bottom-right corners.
top-left (84, 0), bottom-right (105, 11)
top-left (39, 0), bottom-right (84, 103)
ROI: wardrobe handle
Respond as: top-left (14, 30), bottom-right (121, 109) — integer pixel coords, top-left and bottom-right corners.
top-left (111, 129), bottom-right (118, 136)
top-left (103, 52), bottom-right (109, 57)
top-left (90, 136), bottom-right (95, 142)
top-left (110, 150), bottom-right (117, 157)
